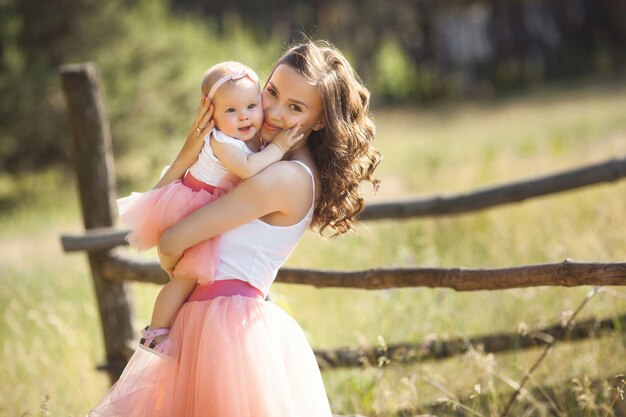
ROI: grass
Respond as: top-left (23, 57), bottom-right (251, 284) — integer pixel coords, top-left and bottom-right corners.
top-left (1, 79), bottom-right (626, 416)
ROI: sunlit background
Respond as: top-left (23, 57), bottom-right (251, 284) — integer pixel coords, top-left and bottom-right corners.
top-left (1, 1), bottom-right (625, 416)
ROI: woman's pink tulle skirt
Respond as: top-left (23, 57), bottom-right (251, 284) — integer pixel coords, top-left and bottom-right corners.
top-left (87, 295), bottom-right (333, 417)
top-left (117, 174), bottom-right (228, 284)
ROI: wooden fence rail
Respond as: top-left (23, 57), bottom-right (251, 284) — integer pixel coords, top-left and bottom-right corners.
top-left (99, 254), bottom-right (626, 291)
top-left (359, 156), bottom-right (626, 220)
top-left (314, 313), bottom-right (626, 369)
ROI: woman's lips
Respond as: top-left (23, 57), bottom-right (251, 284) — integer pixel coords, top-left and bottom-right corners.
top-left (263, 121), bottom-right (281, 132)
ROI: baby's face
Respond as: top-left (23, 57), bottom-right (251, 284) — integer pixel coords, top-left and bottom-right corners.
top-left (212, 79), bottom-right (264, 142)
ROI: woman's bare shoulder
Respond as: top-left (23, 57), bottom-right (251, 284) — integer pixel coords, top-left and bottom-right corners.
top-left (247, 160), bottom-right (316, 202)
top-left (256, 160), bottom-right (315, 183)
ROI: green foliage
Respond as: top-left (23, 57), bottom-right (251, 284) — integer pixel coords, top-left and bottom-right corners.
top-left (4, 0), bottom-right (625, 174)
top-left (0, 0), bottom-right (281, 174)
top-left (0, 0), bottom-right (125, 172)
top-left (374, 38), bottom-right (449, 103)
top-left (374, 39), bottom-right (418, 102)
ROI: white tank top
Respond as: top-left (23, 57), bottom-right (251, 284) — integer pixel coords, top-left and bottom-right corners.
top-left (188, 129), bottom-right (253, 190)
top-left (214, 161), bottom-right (315, 296)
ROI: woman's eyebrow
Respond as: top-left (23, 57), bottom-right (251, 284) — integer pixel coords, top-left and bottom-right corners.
top-left (267, 81), bottom-right (309, 109)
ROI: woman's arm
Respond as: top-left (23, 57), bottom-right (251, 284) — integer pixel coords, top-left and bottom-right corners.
top-left (152, 98), bottom-right (215, 189)
top-left (158, 161), bottom-right (302, 275)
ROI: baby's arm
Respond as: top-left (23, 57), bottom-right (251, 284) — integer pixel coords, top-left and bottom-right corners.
top-left (211, 125), bottom-right (303, 179)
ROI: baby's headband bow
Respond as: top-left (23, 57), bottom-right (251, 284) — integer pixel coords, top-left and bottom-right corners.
top-left (207, 68), bottom-right (260, 101)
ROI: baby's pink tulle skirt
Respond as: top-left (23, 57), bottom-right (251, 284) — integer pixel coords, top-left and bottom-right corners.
top-left (117, 173), bottom-right (229, 284)
top-left (87, 284), bottom-right (333, 417)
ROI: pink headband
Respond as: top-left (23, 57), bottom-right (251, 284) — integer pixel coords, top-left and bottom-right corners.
top-left (207, 68), bottom-right (259, 100)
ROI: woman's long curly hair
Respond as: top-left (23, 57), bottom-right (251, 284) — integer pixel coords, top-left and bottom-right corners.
top-left (275, 40), bottom-right (381, 236)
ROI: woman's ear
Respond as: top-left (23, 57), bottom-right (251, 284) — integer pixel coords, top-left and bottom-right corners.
top-left (312, 119), bottom-right (326, 131)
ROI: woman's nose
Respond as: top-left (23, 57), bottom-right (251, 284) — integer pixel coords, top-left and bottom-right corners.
top-left (265, 105), bottom-right (281, 122)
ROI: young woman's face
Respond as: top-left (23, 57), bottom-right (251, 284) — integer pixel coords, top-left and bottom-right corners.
top-left (212, 78), bottom-right (264, 142)
top-left (260, 64), bottom-right (324, 143)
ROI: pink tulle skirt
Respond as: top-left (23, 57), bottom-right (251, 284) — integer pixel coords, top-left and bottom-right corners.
top-left (87, 283), bottom-right (333, 417)
top-left (117, 174), bottom-right (229, 284)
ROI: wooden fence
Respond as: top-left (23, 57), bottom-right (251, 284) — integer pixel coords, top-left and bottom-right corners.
top-left (59, 63), bottom-right (626, 405)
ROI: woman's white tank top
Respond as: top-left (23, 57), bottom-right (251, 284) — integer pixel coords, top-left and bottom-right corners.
top-left (213, 161), bottom-right (315, 296)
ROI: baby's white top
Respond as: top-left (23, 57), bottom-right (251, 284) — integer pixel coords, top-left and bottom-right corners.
top-left (188, 129), bottom-right (253, 189)
top-left (214, 161), bottom-right (315, 297)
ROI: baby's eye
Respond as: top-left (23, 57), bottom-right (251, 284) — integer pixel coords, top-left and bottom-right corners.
top-left (226, 108), bottom-right (235, 113)
top-left (248, 103), bottom-right (257, 109)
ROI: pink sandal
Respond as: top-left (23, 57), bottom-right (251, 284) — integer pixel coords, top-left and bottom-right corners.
top-left (138, 326), bottom-right (172, 358)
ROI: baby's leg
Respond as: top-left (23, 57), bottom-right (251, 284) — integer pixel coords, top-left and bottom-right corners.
top-left (150, 275), bottom-right (197, 330)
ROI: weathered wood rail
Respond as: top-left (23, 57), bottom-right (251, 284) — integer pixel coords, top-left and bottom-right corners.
top-left (314, 313), bottom-right (626, 369)
top-left (91, 253), bottom-right (626, 291)
top-left (359, 155), bottom-right (626, 220)
top-left (59, 63), bottom-right (626, 390)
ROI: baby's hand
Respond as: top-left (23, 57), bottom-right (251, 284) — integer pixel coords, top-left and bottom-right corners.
top-left (272, 124), bottom-right (304, 154)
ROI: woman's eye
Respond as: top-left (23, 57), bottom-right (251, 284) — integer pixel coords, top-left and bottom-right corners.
top-left (267, 88), bottom-right (277, 97)
top-left (289, 104), bottom-right (302, 112)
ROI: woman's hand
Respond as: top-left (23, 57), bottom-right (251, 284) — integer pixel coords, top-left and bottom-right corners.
top-left (185, 96), bottom-right (215, 154)
top-left (153, 96), bottom-right (215, 189)
top-left (158, 237), bottom-right (182, 280)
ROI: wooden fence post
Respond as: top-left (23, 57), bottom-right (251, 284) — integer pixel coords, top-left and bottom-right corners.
top-left (59, 63), bottom-right (135, 383)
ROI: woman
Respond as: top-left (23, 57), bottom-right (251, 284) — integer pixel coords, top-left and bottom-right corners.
top-left (88, 40), bottom-right (381, 417)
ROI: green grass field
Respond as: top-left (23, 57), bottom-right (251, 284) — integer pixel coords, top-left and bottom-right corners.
top-left (1, 80), bottom-right (625, 416)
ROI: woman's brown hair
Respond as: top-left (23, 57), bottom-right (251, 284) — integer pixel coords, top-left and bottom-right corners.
top-left (275, 40), bottom-right (381, 236)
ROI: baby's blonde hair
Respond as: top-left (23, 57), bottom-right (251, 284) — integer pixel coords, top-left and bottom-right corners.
top-left (201, 61), bottom-right (258, 98)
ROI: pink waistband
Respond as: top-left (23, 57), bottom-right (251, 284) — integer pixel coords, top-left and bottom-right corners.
top-left (187, 279), bottom-right (264, 302)
top-left (183, 172), bottom-right (220, 193)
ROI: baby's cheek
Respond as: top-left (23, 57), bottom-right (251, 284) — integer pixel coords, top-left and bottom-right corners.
top-left (255, 111), bottom-right (265, 125)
